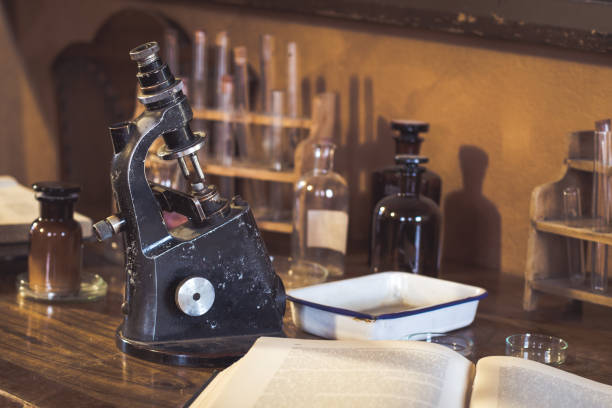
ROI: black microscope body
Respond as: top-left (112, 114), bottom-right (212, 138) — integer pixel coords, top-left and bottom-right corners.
top-left (94, 42), bottom-right (285, 366)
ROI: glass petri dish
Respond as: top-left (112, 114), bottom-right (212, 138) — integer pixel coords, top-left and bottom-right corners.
top-left (271, 256), bottom-right (329, 290)
top-left (505, 333), bottom-right (568, 365)
top-left (17, 272), bottom-right (108, 302)
top-left (405, 332), bottom-right (474, 357)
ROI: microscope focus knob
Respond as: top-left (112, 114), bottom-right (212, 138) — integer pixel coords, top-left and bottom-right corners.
top-left (175, 277), bottom-right (215, 317)
top-left (93, 214), bottom-right (126, 241)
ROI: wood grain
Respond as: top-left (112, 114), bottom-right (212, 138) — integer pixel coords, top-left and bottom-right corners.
top-left (0, 253), bottom-right (611, 407)
top-left (192, 108), bottom-right (311, 129)
top-left (534, 219), bottom-right (612, 245)
top-left (203, 162), bottom-right (298, 184)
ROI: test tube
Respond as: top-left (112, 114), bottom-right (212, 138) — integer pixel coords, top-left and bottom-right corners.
top-left (563, 187), bottom-right (585, 285)
top-left (287, 42), bottom-right (300, 165)
top-left (233, 46), bottom-right (250, 158)
top-left (215, 75), bottom-right (234, 166)
top-left (191, 30), bottom-right (206, 110)
top-left (592, 120), bottom-right (611, 293)
top-left (287, 42), bottom-right (298, 119)
top-left (260, 34), bottom-right (275, 113)
top-left (268, 91), bottom-right (285, 220)
top-left (214, 75), bottom-right (235, 198)
top-left (215, 31), bottom-right (229, 109)
top-left (164, 28), bottom-right (180, 77)
top-left (269, 90), bottom-right (285, 170)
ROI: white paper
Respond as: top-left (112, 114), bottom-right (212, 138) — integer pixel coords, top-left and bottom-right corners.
top-left (306, 210), bottom-right (348, 254)
top-left (470, 356), bottom-right (612, 408)
top-left (193, 337), bottom-right (473, 408)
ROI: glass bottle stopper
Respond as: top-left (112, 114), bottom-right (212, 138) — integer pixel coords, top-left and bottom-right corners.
top-left (32, 181), bottom-right (81, 200)
top-left (391, 120), bottom-right (429, 143)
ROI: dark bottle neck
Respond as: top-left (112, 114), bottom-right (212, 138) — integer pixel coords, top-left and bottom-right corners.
top-left (39, 200), bottom-right (75, 221)
top-left (395, 138), bottom-right (422, 155)
top-left (400, 171), bottom-right (421, 196)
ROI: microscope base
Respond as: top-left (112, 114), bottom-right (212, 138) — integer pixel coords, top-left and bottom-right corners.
top-left (116, 326), bottom-right (285, 367)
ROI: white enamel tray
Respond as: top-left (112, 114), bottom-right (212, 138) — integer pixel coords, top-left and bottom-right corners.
top-left (287, 272), bottom-right (487, 340)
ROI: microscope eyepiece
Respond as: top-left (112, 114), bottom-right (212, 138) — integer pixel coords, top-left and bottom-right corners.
top-left (129, 42), bottom-right (160, 66)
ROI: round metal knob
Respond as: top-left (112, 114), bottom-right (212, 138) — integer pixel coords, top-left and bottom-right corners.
top-left (175, 277), bottom-right (215, 317)
top-left (93, 219), bottom-right (113, 241)
top-left (92, 215), bottom-right (126, 242)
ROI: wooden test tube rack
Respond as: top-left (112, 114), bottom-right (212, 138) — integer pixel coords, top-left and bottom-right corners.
top-left (524, 130), bottom-right (612, 310)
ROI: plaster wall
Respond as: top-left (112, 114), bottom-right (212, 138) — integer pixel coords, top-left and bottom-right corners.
top-left (5, 0), bottom-right (612, 275)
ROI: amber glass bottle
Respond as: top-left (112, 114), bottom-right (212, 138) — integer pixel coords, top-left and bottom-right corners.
top-left (28, 182), bottom-right (82, 295)
top-left (370, 155), bottom-right (441, 276)
top-left (371, 120), bottom-right (441, 212)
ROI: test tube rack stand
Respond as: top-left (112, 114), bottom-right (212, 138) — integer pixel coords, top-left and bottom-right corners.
top-left (524, 130), bottom-right (612, 310)
top-left (137, 103), bottom-right (311, 234)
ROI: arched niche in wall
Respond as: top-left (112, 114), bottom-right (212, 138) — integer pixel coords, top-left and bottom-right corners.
top-left (52, 8), bottom-right (190, 220)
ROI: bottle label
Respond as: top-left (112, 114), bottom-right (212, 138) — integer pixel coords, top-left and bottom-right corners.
top-left (306, 210), bottom-right (348, 254)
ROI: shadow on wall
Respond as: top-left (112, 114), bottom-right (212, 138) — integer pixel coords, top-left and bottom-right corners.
top-left (443, 145), bottom-right (501, 270)
top-left (341, 75), bottom-right (392, 253)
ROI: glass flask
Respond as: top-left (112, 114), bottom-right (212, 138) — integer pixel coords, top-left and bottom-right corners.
top-left (28, 182), bottom-right (82, 295)
top-left (292, 142), bottom-right (349, 277)
top-left (371, 120), bottom-right (441, 211)
top-left (294, 92), bottom-right (336, 176)
top-left (370, 155), bottom-right (441, 276)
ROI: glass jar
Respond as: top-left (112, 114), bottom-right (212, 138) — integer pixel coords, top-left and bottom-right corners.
top-left (292, 142), bottom-right (349, 277)
top-left (371, 120), bottom-right (441, 209)
top-left (28, 181), bottom-right (82, 295)
top-left (370, 155), bottom-right (441, 276)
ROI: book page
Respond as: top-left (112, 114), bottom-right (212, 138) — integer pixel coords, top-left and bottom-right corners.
top-left (193, 337), bottom-right (474, 408)
top-left (470, 356), bottom-right (612, 408)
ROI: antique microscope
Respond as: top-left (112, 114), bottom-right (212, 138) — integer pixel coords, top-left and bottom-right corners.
top-left (93, 42), bottom-right (285, 366)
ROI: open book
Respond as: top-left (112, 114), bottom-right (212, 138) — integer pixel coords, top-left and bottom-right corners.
top-left (189, 337), bottom-right (612, 408)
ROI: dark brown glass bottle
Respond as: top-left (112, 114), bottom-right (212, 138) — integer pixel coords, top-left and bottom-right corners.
top-left (371, 120), bottom-right (441, 213)
top-left (370, 155), bottom-right (441, 276)
top-left (28, 182), bottom-right (82, 295)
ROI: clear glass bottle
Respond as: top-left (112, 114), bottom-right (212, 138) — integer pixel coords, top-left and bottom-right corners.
top-left (28, 182), bottom-right (82, 295)
top-left (294, 92), bottom-right (336, 176)
top-left (371, 120), bottom-right (441, 211)
top-left (370, 155), bottom-right (441, 276)
top-left (292, 142), bottom-right (349, 277)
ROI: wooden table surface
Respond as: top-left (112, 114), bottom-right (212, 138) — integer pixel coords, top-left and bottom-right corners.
top-left (0, 251), bottom-right (611, 407)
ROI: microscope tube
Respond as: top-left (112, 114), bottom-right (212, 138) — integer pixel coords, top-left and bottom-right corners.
top-left (191, 30), bottom-right (207, 110)
top-left (592, 122), bottom-right (611, 293)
